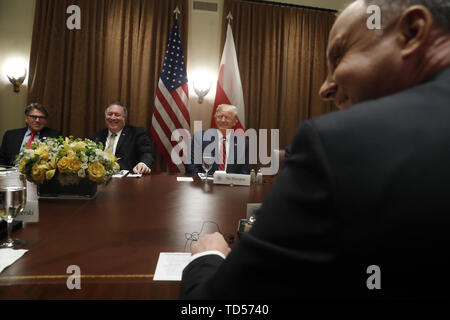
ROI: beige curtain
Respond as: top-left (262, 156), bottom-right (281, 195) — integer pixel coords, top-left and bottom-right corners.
top-left (28, 0), bottom-right (188, 172)
top-left (223, 0), bottom-right (336, 149)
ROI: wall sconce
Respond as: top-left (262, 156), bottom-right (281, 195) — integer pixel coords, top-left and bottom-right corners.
top-left (3, 58), bottom-right (28, 93)
top-left (193, 72), bottom-right (212, 104)
top-left (7, 67), bottom-right (27, 93)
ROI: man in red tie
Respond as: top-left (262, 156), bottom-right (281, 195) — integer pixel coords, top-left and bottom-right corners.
top-left (186, 104), bottom-right (249, 175)
top-left (0, 103), bottom-right (60, 166)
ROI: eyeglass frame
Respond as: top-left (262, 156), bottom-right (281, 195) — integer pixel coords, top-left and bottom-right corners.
top-left (27, 115), bottom-right (48, 120)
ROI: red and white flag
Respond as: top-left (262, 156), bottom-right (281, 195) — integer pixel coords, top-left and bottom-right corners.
top-left (151, 19), bottom-right (190, 173)
top-left (211, 23), bottom-right (245, 131)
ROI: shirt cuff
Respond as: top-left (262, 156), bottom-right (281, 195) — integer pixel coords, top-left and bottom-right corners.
top-left (189, 250), bottom-right (226, 263)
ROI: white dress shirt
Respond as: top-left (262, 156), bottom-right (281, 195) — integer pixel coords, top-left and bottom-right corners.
top-left (189, 250), bottom-right (226, 263)
top-left (19, 128), bottom-right (40, 154)
top-left (105, 129), bottom-right (122, 155)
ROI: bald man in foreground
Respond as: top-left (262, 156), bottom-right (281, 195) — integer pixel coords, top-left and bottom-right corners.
top-left (181, 0), bottom-right (450, 299)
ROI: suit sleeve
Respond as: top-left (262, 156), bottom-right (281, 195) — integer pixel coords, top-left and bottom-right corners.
top-left (240, 138), bottom-right (250, 174)
top-left (185, 131), bottom-right (203, 174)
top-left (135, 127), bottom-right (153, 168)
top-left (180, 121), bottom-right (338, 299)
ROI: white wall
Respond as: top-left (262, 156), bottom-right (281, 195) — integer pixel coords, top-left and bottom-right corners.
top-left (0, 0), bottom-right (35, 139)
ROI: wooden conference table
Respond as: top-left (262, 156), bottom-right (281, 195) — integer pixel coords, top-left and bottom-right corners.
top-left (0, 174), bottom-right (273, 299)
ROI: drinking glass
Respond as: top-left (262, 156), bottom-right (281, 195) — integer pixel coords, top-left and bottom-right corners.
top-left (201, 153), bottom-right (214, 183)
top-left (0, 168), bottom-right (27, 248)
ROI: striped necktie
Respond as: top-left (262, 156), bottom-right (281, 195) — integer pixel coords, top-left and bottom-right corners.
top-left (218, 137), bottom-right (226, 171)
top-left (106, 133), bottom-right (117, 153)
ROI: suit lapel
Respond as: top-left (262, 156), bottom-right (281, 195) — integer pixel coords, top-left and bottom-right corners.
top-left (13, 128), bottom-right (28, 156)
top-left (98, 129), bottom-right (108, 148)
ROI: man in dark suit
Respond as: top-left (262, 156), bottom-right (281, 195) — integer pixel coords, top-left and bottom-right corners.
top-left (185, 104), bottom-right (249, 175)
top-left (0, 103), bottom-right (60, 166)
top-left (181, 0), bottom-right (450, 299)
top-left (91, 102), bottom-right (153, 174)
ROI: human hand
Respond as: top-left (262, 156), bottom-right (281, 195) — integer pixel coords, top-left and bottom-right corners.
top-left (191, 232), bottom-right (231, 257)
top-left (133, 162), bottom-right (151, 175)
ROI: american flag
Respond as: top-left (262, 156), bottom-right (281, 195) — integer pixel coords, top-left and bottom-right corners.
top-left (151, 19), bottom-right (190, 173)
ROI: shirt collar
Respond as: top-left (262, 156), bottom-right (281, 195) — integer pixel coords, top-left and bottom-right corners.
top-left (217, 129), bottom-right (232, 141)
top-left (108, 128), bottom-right (123, 138)
top-left (26, 127), bottom-right (40, 137)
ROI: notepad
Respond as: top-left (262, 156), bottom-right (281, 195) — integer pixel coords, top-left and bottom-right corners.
top-left (153, 252), bottom-right (191, 281)
top-left (112, 170), bottom-right (129, 178)
top-left (177, 177), bottom-right (194, 182)
top-left (127, 173), bottom-right (142, 178)
top-left (0, 249), bottom-right (28, 274)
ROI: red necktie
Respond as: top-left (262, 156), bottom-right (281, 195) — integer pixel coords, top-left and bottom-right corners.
top-left (26, 132), bottom-right (36, 149)
top-left (218, 137), bottom-right (226, 171)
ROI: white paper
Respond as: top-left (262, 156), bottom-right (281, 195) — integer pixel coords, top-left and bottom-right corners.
top-left (177, 177), bottom-right (194, 182)
top-left (0, 249), bottom-right (28, 274)
top-left (127, 173), bottom-right (142, 178)
top-left (153, 252), bottom-right (192, 281)
top-left (112, 170), bottom-right (129, 178)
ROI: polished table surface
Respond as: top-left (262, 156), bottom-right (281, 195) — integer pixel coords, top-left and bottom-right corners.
top-left (0, 174), bottom-right (273, 299)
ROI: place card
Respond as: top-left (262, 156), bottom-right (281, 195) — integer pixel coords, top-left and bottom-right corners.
top-left (16, 181), bottom-right (39, 223)
top-left (213, 171), bottom-right (250, 186)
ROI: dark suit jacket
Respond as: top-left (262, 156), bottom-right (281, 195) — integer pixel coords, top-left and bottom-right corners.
top-left (0, 127), bottom-right (61, 166)
top-left (91, 125), bottom-right (153, 171)
top-left (185, 129), bottom-right (249, 175)
top-left (181, 68), bottom-right (450, 299)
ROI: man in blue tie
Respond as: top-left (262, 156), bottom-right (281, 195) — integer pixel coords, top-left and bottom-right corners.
top-left (0, 103), bottom-right (60, 166)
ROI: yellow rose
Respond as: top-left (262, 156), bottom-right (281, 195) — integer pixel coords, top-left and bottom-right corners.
top-left (69, 159), bottom-right (82, 172)
top-left (41, 151), bottom-right (49, 161)
top-left (31, 164), bottom-right (46, 184)
top-left (48, 158), bottom-right (57, 169)
top-left (38, 161), bottom-right (49, 171)
top-left (18, 159), bottom-right (27, 173)
top-left (57, 157), bottom-right (72, 172)
top-left (88, 162), bottom-right (105, 182)
top-left (45, 169), bottom-right (56, 180)
top-left (113, 162), bottom-right (120, 171)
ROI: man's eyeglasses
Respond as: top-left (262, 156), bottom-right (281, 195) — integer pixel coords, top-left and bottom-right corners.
top-left (27, 115), bottom-right (47, 120)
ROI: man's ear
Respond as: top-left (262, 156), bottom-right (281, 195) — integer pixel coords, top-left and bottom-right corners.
top-left (396, 6), bottom-right (433, 58)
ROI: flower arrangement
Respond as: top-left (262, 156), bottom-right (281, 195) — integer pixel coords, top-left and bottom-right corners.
top-left (16, 137), bottom-right (120, 185)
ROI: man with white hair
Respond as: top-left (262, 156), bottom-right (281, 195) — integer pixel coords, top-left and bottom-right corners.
top-left (185, 104), bottom-right (249, 175)
top-left (181, 0), bottom-right (450, 299)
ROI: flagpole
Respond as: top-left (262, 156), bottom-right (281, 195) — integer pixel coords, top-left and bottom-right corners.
top-left (174, 6), bottom-right (181, 19)
top-left (226, 12), bottom-right (233, 25)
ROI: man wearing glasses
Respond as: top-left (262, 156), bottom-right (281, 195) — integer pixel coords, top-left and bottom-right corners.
top-left (0, 103), bottom-right (60, 166)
